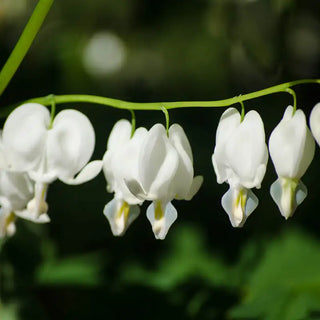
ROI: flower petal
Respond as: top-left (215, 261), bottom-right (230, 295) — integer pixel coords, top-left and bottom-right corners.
top-left (105, 127), bottom-right (147, 204)
top-left (221, 187), bottom-right (258, 227)
top-left (270, 177), bottom-right (307, 219)
top-left (2, 103), bottom-right (50, 171)
top-left (107, 119), bottom-right (132, 152)
top-left (225, 110), bottom-right (267, 188)
top-left (139, 124), bottom-right (179, 201)
top-left (310, 103), bottom-right (320, 146)
top-left (0, 171), bottom-right (33, 210)
top-left (168, 124), bottom-right (194, 199)
top-left (183, 175), bottom-right (203, 201)
top-left (60, 160), bottom-right (102, 185)
top-left (46, 109), bottom-right (96, 180)
top-left (15, 209), bottom-right (50, 223)
top-left (169, 124), bottom-right (193, 161)
top-left (104, 198), bottom-right (140, 236)
top-left (269, 106), bottom-right (315, 179)
top-left (212, 108), bottom-right (241, 184)
top-left (0, 209), bottom-right (16, 238)
top-left (146, 201), bottom-right (177, 240)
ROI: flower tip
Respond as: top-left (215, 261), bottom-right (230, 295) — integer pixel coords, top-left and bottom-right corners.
top-left (104, 199), bottom-right (140, 237)
top-left (146, 201), bottom-right (177, 240)
top-left (270, 178), bottom-right (307, 219)
top-left (152, 219), bottom-right (166, 240)
top-left (221, 187), bottom-right (258, 228)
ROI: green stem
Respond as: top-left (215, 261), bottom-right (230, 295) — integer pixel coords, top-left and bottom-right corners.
top-left (49, 94), bottom-right (56, 128)
top-left (130, 110), bottom-right (136, 138)
top-left (239, 99), bottom-right (245, 122)
top-left (286, 88), bottom-right (297, 114)
top-left (23, 79), bottom-right (319, 111)
top-left (161, 106), bottom-right (170, 136)
top-left (0, 0), bottom-right (54, 97)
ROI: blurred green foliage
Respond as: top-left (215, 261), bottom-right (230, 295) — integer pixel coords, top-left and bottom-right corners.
top-left (0, 0), bottom-right (320, 319)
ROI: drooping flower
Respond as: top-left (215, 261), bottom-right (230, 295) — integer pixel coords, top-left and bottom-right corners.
top-left (310, 103), bottom-right (320, 146)
top-left (103, 119), bottom-right (147, 236)
top-left (212, 107), bottom-right (268, 227)
top-left (126, 123), bottom-right (203, 240)
top-left (269, 106), bottom-right (315, 219)
top-left (2, 103), bottom-right (102, 222)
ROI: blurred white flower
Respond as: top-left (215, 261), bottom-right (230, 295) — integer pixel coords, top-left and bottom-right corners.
top-left (310, 102), bottom-right (320, 146)
top-left (212, 107), bottom-right (268, 227)
top-left (103, 120), bottom-right (147, 236)
top-left (2, 103), bottom-right (102, 222)
top-left (83, 31), bottom-right (126, 77)
top-left (269, 106), bottom-right (315, 219)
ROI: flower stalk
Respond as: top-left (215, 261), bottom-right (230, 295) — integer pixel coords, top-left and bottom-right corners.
top-left (0, 0), bottom-right (54, 97)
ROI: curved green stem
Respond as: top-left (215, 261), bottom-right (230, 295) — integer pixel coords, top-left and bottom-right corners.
top-left (239, 99), bottom-right (245, 122)
top-left (49, 94), bottom-right (56, 128)
top-left (23, 79), bottom-right (319, 111)
top-left (161, 106), bottom-right (170, 136)
top-left (286, 88), bottom-right (297, 115)
top-left (130, 110), bottom-right (136, 138)
top-left (0, 0), bottom-right (54, 97)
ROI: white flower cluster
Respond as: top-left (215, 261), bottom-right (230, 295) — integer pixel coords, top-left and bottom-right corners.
top-left (0, 103), bottom-right (102, 238)
top-left (0, 102), bottom-right (319, 239)
top-left (103, 120), bottom-right (202, 239)
top-left (212, 103), bottom-right (320, 227)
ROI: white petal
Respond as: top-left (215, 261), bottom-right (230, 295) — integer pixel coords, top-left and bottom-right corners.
top-left (46, 109), bottom-right (96, 180)
top-left (183, 175), bottom-right (203, 201)
top-left (15, 209), bottom-right (50, 223)
top-left (168, 124), bottom-right (194, 199)
top-left (270, 177), bottom-right (307, 219)
top-left (2, 103), bottom-right (50, 171)
top-left (269, 106), bottom-right (315, 179)
top-left (169, 124), bottom-right (193, 161)
top-left (0, 171), bottom-right (33, 210)
top-left (0, 131), bottom-right (8, 169)
top-left (146, 201), bottom-right (177, 240)
top-left (60, 160), bottom-right (102, 185)
top-left (215, 108), bottom-right (241, 146)
top-left (221, 187), bottom-right (258, 227)
top-left (139, 124), bottom-right (179, 201)
top-left (106, 127), bottom-right (147, 204)
top-left (15, 181), bottom-right (49, 223)
top-left (103, 124), bottom-right (147, 204)
top-left (310, 103), bottom-right (320, 146)
top-left (212, 108), bottom-right (241, 184)
top-left (103, 198), bottom-right (140, 236)
top-left (225, 110), bottom-right (267, 188)
top-left (107, 119), bottom-right (132, 152)
top-left (0, 208), bottom-right (16, 238)
top-left (124, 178), bottom-right (147, 201)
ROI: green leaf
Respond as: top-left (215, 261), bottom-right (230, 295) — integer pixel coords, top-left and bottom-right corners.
top-left (120, 225), bottom-right (233, 290)
top-left (36, 253), bottom-right (103, 287)
top-left (229, 229), bottom-right (320, 320)
top-left (0, 302), bottom-right (19, 320)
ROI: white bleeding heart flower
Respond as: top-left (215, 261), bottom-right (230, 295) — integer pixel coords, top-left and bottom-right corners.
top-left (103, 119), bottom-right (147, 236)
top-left (126, 123), bottom-right (203, 240)
top-left (269, 106), bottom-right (315, 219)
top-left (310, 103), bottom-right (320, 146)
top-left (212, 107), bottom-right (268, 227)
top-left (2, 103), bottom-right (102, 222)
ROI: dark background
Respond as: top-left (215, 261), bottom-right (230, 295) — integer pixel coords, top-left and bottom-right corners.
top-left (0, 0), bottom-right (320, 319)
